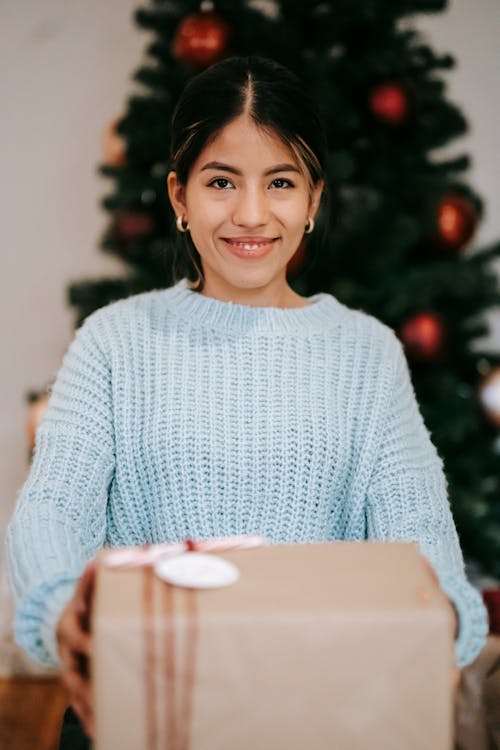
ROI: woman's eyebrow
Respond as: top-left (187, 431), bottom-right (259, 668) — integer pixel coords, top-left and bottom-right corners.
top-left (200, 161), bottom-right (301, 176)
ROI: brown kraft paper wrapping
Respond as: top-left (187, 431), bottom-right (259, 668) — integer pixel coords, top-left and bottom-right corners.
top-left (92, 540), bottom-right (456, 750)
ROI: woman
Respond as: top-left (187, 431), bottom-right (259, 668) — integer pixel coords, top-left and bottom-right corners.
top-left (6, 56), bottom-right (488, 746)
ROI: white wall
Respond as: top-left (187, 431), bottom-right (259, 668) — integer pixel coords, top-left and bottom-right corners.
top-left (1, 0), bottom-right (145, 526)
top-left (0, 0), bottom-right (146, 673)
top-left (0, 0), bottom-right (498, 672)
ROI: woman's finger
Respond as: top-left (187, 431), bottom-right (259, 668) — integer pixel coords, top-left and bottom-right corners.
top-left (74, 559), bottom-right (97, 630)
top-left (68, 623), bottom-right (92, 657)
top-left (64, 664), bottom-right (94, 738)
top-left (64, 668), bottom-right (92, 708)
top-left (58, 641), bottom-right (72, 670)
top-left (71, 694), bottom-right (94, 739)
top-left (59, 647), bottom-right (88, 696)
top-left (420, 555), bottom-right (459, 638)
top-left (59, 607), bottom-right (92, 657)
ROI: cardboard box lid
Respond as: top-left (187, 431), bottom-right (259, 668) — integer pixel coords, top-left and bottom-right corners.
top-left (95, 541), bottom-right (452, 622)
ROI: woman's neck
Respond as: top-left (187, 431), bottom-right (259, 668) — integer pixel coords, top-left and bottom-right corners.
top-left (188, 279), bottom-right (311, 310)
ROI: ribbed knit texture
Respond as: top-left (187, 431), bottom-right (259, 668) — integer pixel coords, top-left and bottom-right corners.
top-left (6, 278), bottom-right (488, 669)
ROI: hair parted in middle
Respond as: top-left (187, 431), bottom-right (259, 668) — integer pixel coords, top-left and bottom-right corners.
top-left (168, 55), bottom-right (328, 292)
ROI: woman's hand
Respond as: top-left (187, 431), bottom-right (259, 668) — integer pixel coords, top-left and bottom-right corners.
top-left (56, 559), bottom-right (97, 738)
top-left (420, 555), bottom-right (461, 690)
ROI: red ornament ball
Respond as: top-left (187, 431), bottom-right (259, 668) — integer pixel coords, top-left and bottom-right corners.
top-left (114, 210), bottom-right (154, 241)
top-left (101, 117), bottom-right (127, 168)
top-left (434, 195), bottom-right (478, 252)
top-left (399, 313), bottom-right (446, 362)
top-left (172, 11), bottom-right (232, 69)
top-left (368, 82), bottom-right (410, 126)
top-left (478, 367), bottom-right (500, 428)
top-left (482, 589), bottom-right (500, 634)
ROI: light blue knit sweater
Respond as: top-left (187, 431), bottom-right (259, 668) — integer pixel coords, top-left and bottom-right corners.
top-left (6, 278), bottom-right (488, 669)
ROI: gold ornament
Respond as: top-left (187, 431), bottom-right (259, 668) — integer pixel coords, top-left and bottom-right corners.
top-left (176, 215), bottom-right (190, 232)
top-left (304, 217), bottom-right (315, 234)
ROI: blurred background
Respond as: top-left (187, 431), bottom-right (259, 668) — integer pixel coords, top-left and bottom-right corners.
top-left (1, 0), bottom-right (499, 677)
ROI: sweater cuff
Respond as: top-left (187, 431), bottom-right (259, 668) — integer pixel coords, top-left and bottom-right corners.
top-left (437, 571), bottom-right (489, 669)
top-left (13, 580), bottom-right (76, 668)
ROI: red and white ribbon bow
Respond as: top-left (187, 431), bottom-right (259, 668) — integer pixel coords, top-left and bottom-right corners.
top-left (104, 534), bottom-right (267, 569)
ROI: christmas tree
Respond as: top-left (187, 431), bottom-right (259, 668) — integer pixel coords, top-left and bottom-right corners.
top-left (67, 0), bottom-right (500, 577)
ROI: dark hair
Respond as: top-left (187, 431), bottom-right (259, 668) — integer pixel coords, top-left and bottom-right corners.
top-left (169, 55), bottom-right (327, 291)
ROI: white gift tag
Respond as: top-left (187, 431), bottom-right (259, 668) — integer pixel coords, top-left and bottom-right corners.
top-left (154, 552), bottom-right (240, 589)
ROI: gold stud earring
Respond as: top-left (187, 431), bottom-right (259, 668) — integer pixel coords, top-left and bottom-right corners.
top-left (304, 217), bottom-right (315, 234)
top-left (176, 215), bottom-right (190, 232)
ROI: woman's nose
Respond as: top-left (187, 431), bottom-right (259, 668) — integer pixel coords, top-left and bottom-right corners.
top-left (232, 187), bottom-right (268, 227)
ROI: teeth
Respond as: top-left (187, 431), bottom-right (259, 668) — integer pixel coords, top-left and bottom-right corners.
top-left (230, 241), bottom-right (270, 250)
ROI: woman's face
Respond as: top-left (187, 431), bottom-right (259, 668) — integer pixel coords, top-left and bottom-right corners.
top-left (167, 114), bottom-right (323, 306)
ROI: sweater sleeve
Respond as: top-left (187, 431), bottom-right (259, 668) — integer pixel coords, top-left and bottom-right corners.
top-left (365, 333), bottom-right (489, 669)
top-left (5, 312), bottom-right (115, 667)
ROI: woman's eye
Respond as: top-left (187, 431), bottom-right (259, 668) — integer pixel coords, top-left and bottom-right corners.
top-left (208, 178), bottom-right (233, 189)
top-left (270, 178), bottom-right (293, 189)
top-left (207, 177), bottom-right (293, 190)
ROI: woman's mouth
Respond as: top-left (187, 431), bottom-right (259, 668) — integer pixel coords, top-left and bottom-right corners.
top-left (222, 237), bottom-right (278, 258)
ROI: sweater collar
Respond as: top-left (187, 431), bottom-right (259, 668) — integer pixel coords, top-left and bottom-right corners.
top-left (165, 278), bottom-right (345, 335)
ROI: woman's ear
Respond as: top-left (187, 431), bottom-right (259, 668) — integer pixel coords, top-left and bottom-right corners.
top-left (167, 171), bottom-right (187, 218)
top-left (309, 179), bottom-right (324, 220)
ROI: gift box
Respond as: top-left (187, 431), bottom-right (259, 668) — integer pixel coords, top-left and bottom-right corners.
top-left (92, 538), bottom-right (455, 750)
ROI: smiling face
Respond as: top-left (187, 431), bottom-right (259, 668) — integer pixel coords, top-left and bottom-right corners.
top-left (167, 114), bottom-right (323, 307)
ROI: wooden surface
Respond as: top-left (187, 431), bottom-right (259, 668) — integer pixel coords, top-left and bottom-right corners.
top-left (0, 677), bottom-right (68, 750)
